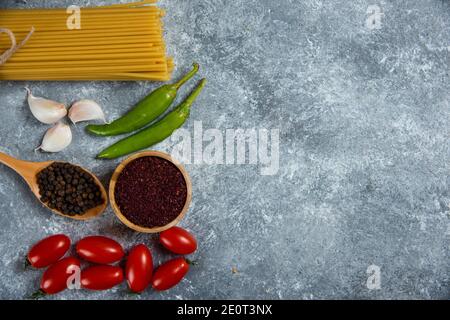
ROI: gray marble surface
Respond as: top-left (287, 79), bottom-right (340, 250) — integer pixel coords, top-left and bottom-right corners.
top-left (0, 0), bottom-right (449, 300)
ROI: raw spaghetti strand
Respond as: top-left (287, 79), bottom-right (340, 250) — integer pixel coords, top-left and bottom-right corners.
top-left (0, 0), bottom-right (172, 81)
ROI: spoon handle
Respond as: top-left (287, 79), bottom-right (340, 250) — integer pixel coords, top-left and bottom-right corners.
top-left (0, 151), bottom-right (33, 176)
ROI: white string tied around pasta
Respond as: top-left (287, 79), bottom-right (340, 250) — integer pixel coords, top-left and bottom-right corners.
top-left (0, 27), bottom-right (35, 65)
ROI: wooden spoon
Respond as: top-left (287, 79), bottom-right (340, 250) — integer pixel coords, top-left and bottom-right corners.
top-left (0, 151), bottom-right (107, 221)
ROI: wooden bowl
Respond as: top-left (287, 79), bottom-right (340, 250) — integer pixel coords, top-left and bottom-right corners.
top-left (109, 151), bottom-right (192, 233)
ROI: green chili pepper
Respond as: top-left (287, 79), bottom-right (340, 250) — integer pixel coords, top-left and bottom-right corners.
top-left (97, 79), bottom-right (206, 160)
top-left (86, 63), bottom-right (199, 137)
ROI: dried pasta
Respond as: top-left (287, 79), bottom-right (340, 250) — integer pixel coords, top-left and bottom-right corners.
top-left (0, 0), bottom-right (173, 81)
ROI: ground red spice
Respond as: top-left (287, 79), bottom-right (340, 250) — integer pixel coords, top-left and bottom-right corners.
top-left (114, 156), bottom-right (188, 228)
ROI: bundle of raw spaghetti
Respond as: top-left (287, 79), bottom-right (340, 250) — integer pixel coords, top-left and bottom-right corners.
top-left (0, 0), bottom-right (174, 81)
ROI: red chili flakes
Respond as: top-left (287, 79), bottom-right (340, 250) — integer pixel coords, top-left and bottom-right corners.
top-left (114, 156), bottom-right (188, 228)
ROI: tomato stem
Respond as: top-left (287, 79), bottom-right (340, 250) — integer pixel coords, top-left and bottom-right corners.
top-left (185, 258), bottom-right (198, 266)
top-left (24, 258), bottom-right (31, 270)
top-left (29, 289), bottom-right (46, 300)
top-left (126, 290), bottom-right (142, 296)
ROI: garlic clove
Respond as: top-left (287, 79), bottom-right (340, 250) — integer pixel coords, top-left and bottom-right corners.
top-left (36, 122), bottom-right (72, 153)
top-left (26, 87), bottom-right (67, 124)
top-left (68, 99), bottom-right (106, 124)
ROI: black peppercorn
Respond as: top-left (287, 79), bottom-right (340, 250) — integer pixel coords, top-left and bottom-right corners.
top-left (37, 162), bottom-right (104, 216)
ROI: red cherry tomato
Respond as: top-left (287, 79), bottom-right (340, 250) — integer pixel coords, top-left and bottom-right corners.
top-left (40, 257), bottom-right (80, 295)
top-left (81, 265), bottom-right (124, 291)
top-left (152, 258), bottom-right (190, 291)
top-left (28, 234), bottom-right (71, 268)
top-left (159, 227), bottom-right (197, 255)
top-left (76, 236), bottom-right (124, 264)
top-left (126, 244), bottom-right (153, 293)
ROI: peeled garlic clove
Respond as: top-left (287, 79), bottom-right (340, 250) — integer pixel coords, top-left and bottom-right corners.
top-left (68, 99), bottom-right (106, 124)
top-left (26, 87), bottom-right (67, 124)
top-left (37, 122), bottom-right (72, 153)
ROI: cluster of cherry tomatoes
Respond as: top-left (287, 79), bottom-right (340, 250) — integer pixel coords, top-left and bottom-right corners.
top-left (27, 226), bottom-right (197, 297)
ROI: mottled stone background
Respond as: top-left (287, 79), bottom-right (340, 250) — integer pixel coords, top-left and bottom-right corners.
top-left (0, 0), bottom-right (448, 300)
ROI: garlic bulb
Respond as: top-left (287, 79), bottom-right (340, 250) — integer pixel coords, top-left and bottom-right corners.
top-left (68, 99), bottom-right (106, 124)
top-left (36, 122), bottom-right (72, 153)
top-left (26, 87), bottom-right (67, 124)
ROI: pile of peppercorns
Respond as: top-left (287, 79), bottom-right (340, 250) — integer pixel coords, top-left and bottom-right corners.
top-left (36, 162), bottom-right (104, 216)
top-left (114, 156), bottom-right (188, 228)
